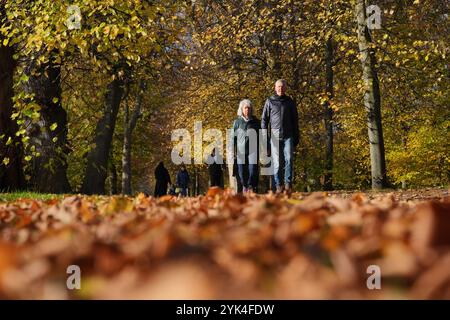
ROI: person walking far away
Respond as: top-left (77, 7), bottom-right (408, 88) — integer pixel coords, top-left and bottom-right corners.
top-left (261, 79), bottom-right (299, 194)
top-left (154, 161), bottom-right (171, 197)
top-left (176, 164), bottom-right (190, 197)
top-left (208, 148), bottom-right (224, 188)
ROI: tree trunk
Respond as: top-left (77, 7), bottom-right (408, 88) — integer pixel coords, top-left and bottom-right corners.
top-left (0, 13), bottom-right (26, 191)
top-left (81, 77), bottom-right (124, 195)
top-left (24, 52), bottom-right (72, 193)
top-left (355, 0), bottom-right (387, 189)
top-left (109, 156), bottom-right (118, 195)
top-left (263, 4), bottom-right (283, 192)
top-left (193, 166), bottom-right (199, 196)
top-left (122, 80), bottom-right (145, 195)
top-left (323, 36), bottom-right (334, 191)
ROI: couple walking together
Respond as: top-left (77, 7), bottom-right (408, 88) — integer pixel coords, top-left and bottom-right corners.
top-left (232, 79), bottom-right (299, 194)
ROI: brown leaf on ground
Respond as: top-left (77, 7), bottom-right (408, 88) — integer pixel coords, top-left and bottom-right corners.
top-left (411, 202), bottom-right (450, 253)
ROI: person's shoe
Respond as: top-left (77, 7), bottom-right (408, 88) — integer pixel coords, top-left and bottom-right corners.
top-left (276, 185), bottom-right (284, 194)
top-left (247, 186), bottom-right (254, 193)
top-left (284, 184), bottom-right (292, 196)
top-left (242, 187), bottom-right (248, 193)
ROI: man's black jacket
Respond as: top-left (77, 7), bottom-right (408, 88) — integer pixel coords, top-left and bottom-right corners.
top-left (261, 94), bottom-right (299, 146)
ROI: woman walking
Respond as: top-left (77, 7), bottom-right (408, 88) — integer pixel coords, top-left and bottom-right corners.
top-left (154, 161), bottom-right (171, 197)
top-left (232, 99), bottom-right (260, 193)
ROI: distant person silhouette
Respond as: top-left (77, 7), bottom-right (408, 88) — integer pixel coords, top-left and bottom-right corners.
top-left (154, 161), bottom-right (171, 197)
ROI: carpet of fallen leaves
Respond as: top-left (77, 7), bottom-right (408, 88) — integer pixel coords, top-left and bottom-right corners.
top-left (0, 188), bottom-right (449, 300)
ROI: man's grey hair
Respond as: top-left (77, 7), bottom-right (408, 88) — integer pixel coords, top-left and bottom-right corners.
top-left (275, 79), bottom-right (287, 86)
top-left (237, 99), bottom-right (253, 117)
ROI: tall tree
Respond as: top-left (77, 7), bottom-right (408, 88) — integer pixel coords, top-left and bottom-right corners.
top-left (323, 36), bottom-right (334, 191)
top-left (0, 3), bottom-right (25, 191)
top-left (122, 79), bottom-right (145, 195)
top-left (23, 52), bottom-right (72, 193)
top-left (81, 73), bottom-right (125, 195)
top-left (108, 149), bottom-right (118, 195)
top-left (354, 0), bottom-right (387, 189)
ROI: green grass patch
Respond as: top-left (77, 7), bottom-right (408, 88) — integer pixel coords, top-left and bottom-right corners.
top-left (0, 191), bottom-right (66, 202)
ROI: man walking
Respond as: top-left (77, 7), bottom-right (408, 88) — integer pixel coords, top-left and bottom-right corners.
top-left (261, 79), bottom-right (299, 194)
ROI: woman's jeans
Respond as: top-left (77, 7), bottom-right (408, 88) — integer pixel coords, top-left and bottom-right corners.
top-left (237, 163), bottom-right (258, 190)
top-left (236, 149), bottom-right (258, 190)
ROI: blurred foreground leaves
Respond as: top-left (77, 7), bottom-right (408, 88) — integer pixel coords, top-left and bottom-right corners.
top-left (0, 189), bottom-right (449, 299)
